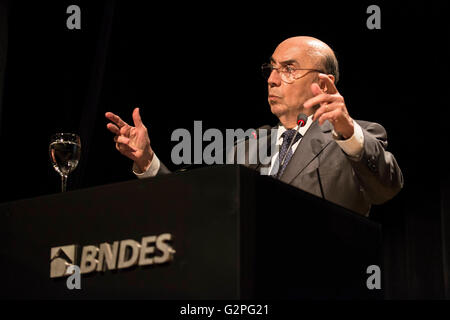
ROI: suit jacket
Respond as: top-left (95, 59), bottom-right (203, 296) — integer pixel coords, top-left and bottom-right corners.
top-left (157, 119), bottom-right (403, 217)
top-left (246, 119), bottom-right (403, 216)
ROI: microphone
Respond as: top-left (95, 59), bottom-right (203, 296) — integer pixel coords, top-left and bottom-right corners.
top-left (233, 124), bottom-right (272, 146)
top-left (223, 124), bottom-right (272, 164)
top-left (280, 113), bottom-right (308, 167)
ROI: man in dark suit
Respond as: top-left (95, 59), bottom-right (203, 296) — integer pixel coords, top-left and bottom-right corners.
top-left (105, 36), bottom-right (403, 216)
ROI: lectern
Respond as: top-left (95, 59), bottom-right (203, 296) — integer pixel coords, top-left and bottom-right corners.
top-left (0, 165), bottom-right (382, 299)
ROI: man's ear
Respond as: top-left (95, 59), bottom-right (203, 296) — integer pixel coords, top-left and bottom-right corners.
top-left (318, 74), bottom-right (335, 93)
top-left (328, 74), bottom-right (336, 85)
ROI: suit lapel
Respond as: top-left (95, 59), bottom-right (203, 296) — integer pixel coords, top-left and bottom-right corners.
top-left (279, 120), bottom-right (334, 184)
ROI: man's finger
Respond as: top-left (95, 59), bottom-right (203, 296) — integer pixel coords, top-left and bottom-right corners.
top-left (116, 143), bottom-right (138, 160)
top-left (120, 124), bottom-right (133, 138)
top-left (106, 123), bottom-right (120, 135)
top-left (114, 135), bottom-right (131, 145)
top-left (117, 143), bottom-right (137, 154)
top-left (318, 108), bottom-right (340, 125)
top-left (132, 107), bottom-right (144, 128)
top-left (318, 73), bottom-right (338, 94)
top-left (304, 93), bottom-right (336, 109)
top-left (105, 112), bottom-right (128, 128)
top-left (114, 136), bottom-right (137, 152)
top-left (313, 101), bottom-right (340, 122)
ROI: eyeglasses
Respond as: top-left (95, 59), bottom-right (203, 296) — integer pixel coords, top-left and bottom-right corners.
top-left (261, 63), bottom-right (325, 84)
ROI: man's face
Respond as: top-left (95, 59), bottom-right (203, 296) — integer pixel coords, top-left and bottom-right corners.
top-left (267, 43), bottom-right (319, 121)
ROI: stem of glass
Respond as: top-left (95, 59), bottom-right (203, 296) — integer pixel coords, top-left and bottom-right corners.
top-left (61, 174), bottom-right (68, 192)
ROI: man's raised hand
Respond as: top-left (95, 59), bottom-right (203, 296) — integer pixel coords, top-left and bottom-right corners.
top-left (303, 74), bottom-right (354, 139)
top-left (105, 107), bottom-right (154, 172)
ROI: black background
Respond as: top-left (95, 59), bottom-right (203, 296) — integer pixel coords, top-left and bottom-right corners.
top-left (0, 0), bottom-right (448, 299)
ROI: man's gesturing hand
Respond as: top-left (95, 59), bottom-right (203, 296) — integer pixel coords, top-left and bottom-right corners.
top-left (303, 74), bottom-right (354, 139)
top-left (105, 107), bottom-right (154, 173)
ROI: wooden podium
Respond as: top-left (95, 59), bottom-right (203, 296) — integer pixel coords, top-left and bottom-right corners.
top-left (0, 165), bottom-right (382, 299)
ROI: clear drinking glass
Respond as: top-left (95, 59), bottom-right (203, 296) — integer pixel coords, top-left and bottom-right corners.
top-left (49, 133), bottom-right (81, 192)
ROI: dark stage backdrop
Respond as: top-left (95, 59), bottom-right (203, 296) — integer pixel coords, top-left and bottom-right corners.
top-left (0, 0), bottom-right (448, 299)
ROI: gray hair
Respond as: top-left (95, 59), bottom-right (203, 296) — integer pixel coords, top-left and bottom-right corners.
top-left (321, 51), bottom-right (339, 84)
top-left (306, 43), bottom-right (340, 84)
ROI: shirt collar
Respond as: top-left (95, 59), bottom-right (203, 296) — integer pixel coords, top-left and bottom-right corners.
top-left (276, 114), bottom-right (314, 145)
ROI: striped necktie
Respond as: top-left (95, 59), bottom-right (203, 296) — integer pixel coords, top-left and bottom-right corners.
top-left (273, 129), bottom-right (302, 179)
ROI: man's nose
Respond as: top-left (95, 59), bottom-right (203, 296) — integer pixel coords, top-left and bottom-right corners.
top-left (267, 68), bottom-right (281, 87)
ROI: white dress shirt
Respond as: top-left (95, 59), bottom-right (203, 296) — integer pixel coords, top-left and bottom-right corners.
top-left (133, 118), bottom-right (365, 178)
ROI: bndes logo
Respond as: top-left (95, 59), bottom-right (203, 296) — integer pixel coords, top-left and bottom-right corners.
top-left (50, 233), bottom-right (175, 278)
top-left (50, 245), bottom-right (77, 278)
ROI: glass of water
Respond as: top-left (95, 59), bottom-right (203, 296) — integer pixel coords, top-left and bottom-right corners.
top-left (49, 133), bottom-right (81, 192)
